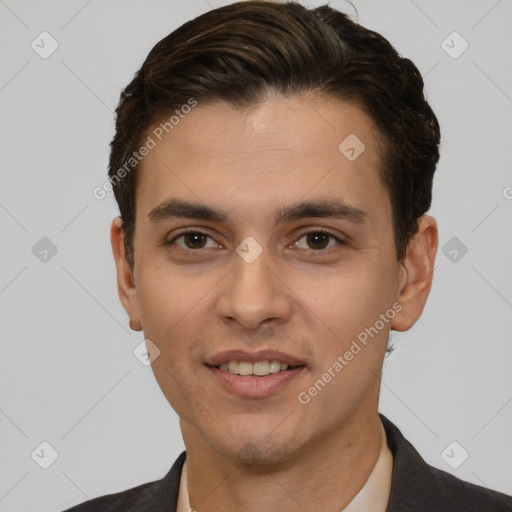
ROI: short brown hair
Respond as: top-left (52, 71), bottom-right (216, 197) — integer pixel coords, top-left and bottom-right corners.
top-left (109, 0), bottom-right (440, 267)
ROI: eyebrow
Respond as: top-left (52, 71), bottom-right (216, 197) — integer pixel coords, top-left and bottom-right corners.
top-left (147, 198), bottom-right (367, 225)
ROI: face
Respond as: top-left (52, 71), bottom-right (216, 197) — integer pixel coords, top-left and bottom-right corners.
top-left (113, 93), bottom-right (432, 464)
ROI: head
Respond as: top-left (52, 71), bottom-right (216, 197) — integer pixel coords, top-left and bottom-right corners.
top-left (110, 1), bottom-right (439, 464)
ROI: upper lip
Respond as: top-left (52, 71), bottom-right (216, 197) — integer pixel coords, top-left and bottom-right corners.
top-left (206, 349), bottom-right (306, 368)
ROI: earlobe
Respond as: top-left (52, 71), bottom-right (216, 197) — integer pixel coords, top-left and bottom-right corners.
top-left (111, 217), bottom-right (142, 332)
top-left (391, 215), bottom-right (438, 332)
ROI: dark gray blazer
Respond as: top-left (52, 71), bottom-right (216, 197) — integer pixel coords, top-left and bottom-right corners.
top-left (63, 413), bottom-right (512, 511)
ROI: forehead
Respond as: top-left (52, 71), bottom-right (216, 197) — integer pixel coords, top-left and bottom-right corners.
top-left (136, 94), bottom-right (389, 228)
top-left (143, 94), bottom-right (382, 163)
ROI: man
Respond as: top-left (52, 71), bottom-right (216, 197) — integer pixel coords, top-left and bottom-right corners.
top-left (65, 1), bottom-right (512, 510)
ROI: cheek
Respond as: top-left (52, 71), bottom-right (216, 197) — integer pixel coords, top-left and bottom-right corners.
top-left (138, 270), bottom-right (215, 416)
top-left (295, 261), bottom-right (394, 340)
top-left (136, 253), bottom-right (210, 326)
top-left (135, 270), bottom-right (198, 363)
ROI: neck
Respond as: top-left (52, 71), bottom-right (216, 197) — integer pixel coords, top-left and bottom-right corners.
top-left (182, 408), bottom-right (383, 512)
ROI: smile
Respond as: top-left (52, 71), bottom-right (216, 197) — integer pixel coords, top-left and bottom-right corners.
top-left (217, 360), bottom-right (294, 377)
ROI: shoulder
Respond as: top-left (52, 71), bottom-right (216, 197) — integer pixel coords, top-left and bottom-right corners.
top-left (62, 452), bottom-right (186, 512)
top-left (425, 462), bottom-right (512, 511)
top-left (379, 413), bottom-right (512, 511)
top-left (62, 481), bottom-right (155, 512)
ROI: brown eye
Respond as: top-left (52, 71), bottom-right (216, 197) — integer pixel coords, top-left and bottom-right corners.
top-left (296, 231), bottom-right (342, 251)
top-left (170, 231), bottom-right (216, 250)
top-left (183, 232), bottom-right (208, 249)
top-left (306, 232), bottom-right (330, 250)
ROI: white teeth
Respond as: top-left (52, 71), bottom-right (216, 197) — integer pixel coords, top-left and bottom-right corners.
top-left (218, 359), bottom-right (294, 376)
top-left (269, 360), bottom-right (281, 373)
top-left (253, 361), bottom-right (270, 376)
top-left (227, 361), bottom-right (239, 374)
top-left (238, 361), bottom-right (253, 376)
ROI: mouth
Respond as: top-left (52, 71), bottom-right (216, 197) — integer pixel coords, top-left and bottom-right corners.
top-left (205, 350), bottom-right (307, 397)
top-left (214, 359), bottom-right (303, 377)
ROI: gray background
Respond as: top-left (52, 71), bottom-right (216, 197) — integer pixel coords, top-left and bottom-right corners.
top-left (1, 0), bottom-right (511, 510)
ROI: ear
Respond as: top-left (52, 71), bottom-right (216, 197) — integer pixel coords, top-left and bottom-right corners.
top-left (111, 217), bottom-right (142, 331)
top-left (391, 215), bottom-right (438, 332)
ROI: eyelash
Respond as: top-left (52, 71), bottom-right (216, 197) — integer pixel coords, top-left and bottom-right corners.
top-left (167, 228), bottom-right (346, 253)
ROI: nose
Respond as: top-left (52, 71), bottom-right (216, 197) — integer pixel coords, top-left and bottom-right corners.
top-left (216, 245), bottom-right (292, 330)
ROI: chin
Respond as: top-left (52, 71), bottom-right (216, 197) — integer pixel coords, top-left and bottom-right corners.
top-left (232, 441), bottom-right (295, 466)
top-left (184, 406), bottom-right (314, 465)
top-left (212, 426), bottom-right (303, 466)
top-left (235, 443), bottom-right (283, 465)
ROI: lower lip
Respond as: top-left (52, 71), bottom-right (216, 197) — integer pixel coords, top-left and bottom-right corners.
top-left (207, 365), bottom-right (305, 398)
